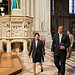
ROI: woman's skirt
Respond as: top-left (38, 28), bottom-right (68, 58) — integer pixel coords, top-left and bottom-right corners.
top-left (32, 53), bottom-right (41, 63)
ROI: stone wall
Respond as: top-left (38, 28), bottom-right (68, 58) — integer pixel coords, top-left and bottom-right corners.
top-left (33, 0), bottom-right (52, 48)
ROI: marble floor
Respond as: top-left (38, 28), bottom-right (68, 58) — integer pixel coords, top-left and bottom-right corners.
top-left (17, 49), bottom-right (75, 75)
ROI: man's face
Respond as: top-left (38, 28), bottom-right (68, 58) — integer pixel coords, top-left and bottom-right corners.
top-left (67, 31), bottom-right (70, 35)
top-left (35, 34), bottom-right (39, 40)
top-left (58, 26), bottom-right (63, 34)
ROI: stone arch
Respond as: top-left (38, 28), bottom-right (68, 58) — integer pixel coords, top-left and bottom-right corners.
top-left (2, 42), bottom-right (7, 52)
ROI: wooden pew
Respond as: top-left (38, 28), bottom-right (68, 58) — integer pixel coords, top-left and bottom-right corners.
top-left (0, 50), bottom-right (2, 58)
top-left (0, 52), bottom-right (22, 75)
top-left (0, 50), bottom-right (1, 54)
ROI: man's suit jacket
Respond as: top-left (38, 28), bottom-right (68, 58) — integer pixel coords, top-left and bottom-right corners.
top-left (69, 34), bottom-right (74, 46)
top-left (67, 34), bottom-right (74, 58)
top-left (29, 39), bottom-right (45, 58)
top-left (51, 33), bottom-right (71, 56)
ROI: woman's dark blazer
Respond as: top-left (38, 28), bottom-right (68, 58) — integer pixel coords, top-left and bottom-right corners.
top-left (29, 39), bottom-right (45, 58)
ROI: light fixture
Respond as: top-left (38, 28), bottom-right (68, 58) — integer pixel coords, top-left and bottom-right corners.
top-left (1, 13), bottom-right (5, 16)
top-left (0, 0), bottom-right (2, 3)
top-left (0, 7), bottom-right (4, 11)
top-left (0, 6), bottom-right (5, 16)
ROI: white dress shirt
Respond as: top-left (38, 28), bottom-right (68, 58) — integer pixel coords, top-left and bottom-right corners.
top-left (35, 41), bottom-right (38, 48)
top-left (59, 33), bottom-right (65, 49)
top-left (69, 34), bottom-right (70, 38)
top-left (59, 33), bottom-right (63, 43)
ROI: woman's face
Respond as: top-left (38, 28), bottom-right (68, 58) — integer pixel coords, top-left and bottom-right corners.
top-left (67, 31), bottom-right (70, 35)
top-left (35, 34), bottom-right (39, 40)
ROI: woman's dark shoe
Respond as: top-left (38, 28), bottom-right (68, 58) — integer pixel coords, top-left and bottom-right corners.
top-left (41, 69), bottom-right (43, 72)
top-left (58, 70), bottom-right (61, 75)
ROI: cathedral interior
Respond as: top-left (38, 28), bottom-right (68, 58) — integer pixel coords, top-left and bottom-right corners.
top-left (0, 0), bottom-right (75, 75)
top-left (51, 0), bottom-right (75, 50)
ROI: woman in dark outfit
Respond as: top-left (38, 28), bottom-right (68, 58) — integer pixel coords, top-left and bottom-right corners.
top-left (28, 33), bottom-right (45, 75)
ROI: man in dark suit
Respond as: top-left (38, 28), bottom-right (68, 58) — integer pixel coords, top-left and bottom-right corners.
top-left (51, 26), bottom-right (70, 75)
top-left (28, 33), bottom-right (45, 75)
top-left (67, 30), bottom-right (74, 58)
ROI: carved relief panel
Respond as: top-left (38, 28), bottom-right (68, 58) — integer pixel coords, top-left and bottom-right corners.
top-left (11, 17), bottom-right (24, 37)
top-left (24, 17), bottom-right (33, 37)
top-left (0, 17), bottom-right (11, 38)
top-left (11, 22), bottom-right (23, 37)
top-left (0, 16), bottom-right (33, 38)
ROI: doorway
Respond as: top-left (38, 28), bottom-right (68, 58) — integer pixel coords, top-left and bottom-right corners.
top-left (11, 42), bottom-right (23, 52)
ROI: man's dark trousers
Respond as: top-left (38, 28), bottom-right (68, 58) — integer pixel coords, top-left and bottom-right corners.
top-left (54, 50), bottom-right (66, 75)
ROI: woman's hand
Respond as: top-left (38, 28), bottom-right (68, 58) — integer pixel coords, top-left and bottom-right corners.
top-left (28, 55), bottom-right (30, 58)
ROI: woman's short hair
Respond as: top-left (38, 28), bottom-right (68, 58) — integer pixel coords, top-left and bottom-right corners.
top-left (34, 33), bottom-right (40, 37)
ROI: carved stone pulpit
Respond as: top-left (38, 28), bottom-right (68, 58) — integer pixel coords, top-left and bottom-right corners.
top-left (0, 15), bottom-right (33, 52)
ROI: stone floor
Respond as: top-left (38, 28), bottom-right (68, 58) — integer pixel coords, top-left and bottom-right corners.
top-left (17, 49), bottom-right (75, 75)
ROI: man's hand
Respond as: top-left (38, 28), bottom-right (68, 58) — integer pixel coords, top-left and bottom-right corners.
top-left (51, 52), bottom-right (54, 56)
top-left (70, 45), bottom-right (72, 48)
top-left (60, 46), bottom-right (65, 50)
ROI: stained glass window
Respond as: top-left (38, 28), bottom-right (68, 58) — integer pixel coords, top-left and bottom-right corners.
top-left (69, 0), bottom-right (73, 14)
top-left (11, 0), bottom-right (19, 14)
top-left (69, 0), bottom-right (75, 14)
top-left (52, 0), bottom-right (54, 15)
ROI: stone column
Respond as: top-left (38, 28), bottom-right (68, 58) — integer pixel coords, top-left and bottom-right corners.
top-left (30, 0), bottom-right (33, 17)
top-left (34, 0), bottom-right (40, 31)
top-left (45, 0), bottom-right (52, 49)
top-left (33, 0), bottom-right (35, 30)
top-left (49, 0), bottom-right (51, 33)
top-left (20, 0), bottom-right (26, 16)
top-left (7, 40), bottom-right (11, 52)
top-left (23, 40), bottom-right (27, 51)
top-left (27, 0), bottom-right (29, 16)
top-left (39, 0), bottom-right (45, 31)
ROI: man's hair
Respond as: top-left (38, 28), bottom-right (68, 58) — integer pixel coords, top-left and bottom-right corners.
top-left (34, 33), bottom-right (40, 37)
top-left (58, 25), bottom-right (63, 28)
top-left (67, 30), bottom-right (70, 33)
top-left (67, 30), bottom-right (70, 32)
